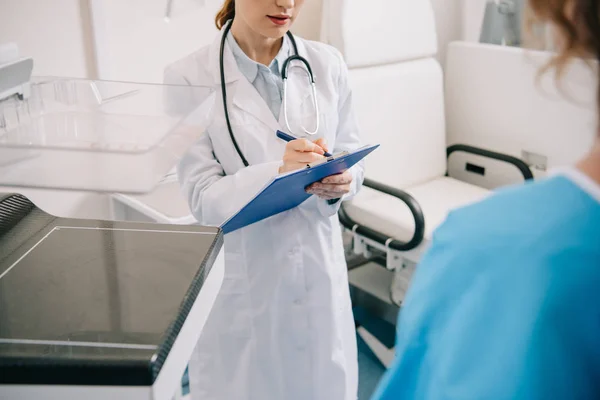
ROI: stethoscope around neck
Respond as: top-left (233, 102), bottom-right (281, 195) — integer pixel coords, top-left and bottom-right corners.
top-left (219, 20), bottom-right (320, 167)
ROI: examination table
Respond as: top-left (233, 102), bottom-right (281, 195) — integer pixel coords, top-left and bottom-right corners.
top-left (0, 193), bottom-right (224, 400)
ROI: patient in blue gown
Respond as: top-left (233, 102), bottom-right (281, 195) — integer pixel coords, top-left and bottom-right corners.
top-left (372, 1), bottom-right (600, 399)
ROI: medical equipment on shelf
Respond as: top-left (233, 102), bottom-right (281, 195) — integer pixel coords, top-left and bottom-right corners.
top-left (0, 44), bottom-right (225, 400)
top-left (479, 0), bottom-right (524, 47)
top-left (0, 44), bottom-right (33, 103)
top-left (0, 193), bottom-right (224, 400)
top-left (164, 0), bottom-right (174, 21)
top-left (220, 21), bottom-right (319, 167)
top-left (0, 43), bottom-right (215, 194)
top-left (163, 0), bottom-right (207, 22)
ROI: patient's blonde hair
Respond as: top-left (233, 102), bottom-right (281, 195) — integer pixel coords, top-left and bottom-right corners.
top-left (527, 0), bottom-right (600, 121)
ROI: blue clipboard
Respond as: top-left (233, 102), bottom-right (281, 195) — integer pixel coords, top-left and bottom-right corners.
top-left (221, 143), bottom-right (379, 234)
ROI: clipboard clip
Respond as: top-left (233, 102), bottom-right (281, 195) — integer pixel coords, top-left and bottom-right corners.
top-left (306, 151), bottom-right (349, 169)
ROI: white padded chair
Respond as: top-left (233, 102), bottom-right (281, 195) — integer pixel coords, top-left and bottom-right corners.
top-left (319, 0), bottom-right (537, 369)
top-left (445, 41), bottom-right (597, 190)
top-left (321, 0), bottom-right (495, 266)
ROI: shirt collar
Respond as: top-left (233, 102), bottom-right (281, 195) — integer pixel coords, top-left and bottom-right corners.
top-left (550, 166), bottom-right (600, 204)
top-left (227, 33), bottom-right (291, 82)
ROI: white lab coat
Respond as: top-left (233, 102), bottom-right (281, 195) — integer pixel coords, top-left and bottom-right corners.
top-left (164, 30), bottom-right (364, 400)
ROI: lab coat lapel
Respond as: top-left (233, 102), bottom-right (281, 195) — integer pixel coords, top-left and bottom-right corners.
top-left (208, 26), bottom-right (242, 86)
top-left (232, 79), bottom-right (281, 133)
top-left (208, 24), bottom-right (280, 133)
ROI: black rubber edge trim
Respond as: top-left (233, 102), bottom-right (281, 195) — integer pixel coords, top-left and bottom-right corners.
top-left (447, 144), bottom-right (534, 181)
top-left (150, 228), bottom-right (225, 381)
top-left (0, 194), bottom-right (35, 238)
top-left (339, 178), bottom-right (425, 251)
top-left (0, 357), bottom-right (155, 386)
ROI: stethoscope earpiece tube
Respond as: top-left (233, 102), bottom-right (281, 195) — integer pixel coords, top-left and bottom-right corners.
top-left (220, 21), bottom-right (250, 167)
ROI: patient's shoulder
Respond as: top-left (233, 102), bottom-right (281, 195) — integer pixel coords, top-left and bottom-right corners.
top-left (440, 176), bottom-right (600, 242)
top-left (410, 176), bottom-right (600, 324)
top-left (427, 176), bottom-right (600, 277)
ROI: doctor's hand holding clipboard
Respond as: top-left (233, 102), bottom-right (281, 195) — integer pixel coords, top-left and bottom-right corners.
top-left (163, 0), bottom-right (365, 398)
top-left (278, 135), bottom-right (354, 201)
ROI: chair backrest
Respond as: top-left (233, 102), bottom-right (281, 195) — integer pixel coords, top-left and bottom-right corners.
top-left (445, 42), bottom-right (597, 188)
top-left (321, 0), bottom-right (447, 189)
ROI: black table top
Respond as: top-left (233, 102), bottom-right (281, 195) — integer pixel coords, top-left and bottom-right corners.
top-left (0, 193), bottom-right (223, 386)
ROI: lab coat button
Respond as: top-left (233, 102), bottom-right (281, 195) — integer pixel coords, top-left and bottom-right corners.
top-left (294, 298), bottom-right (303, 305)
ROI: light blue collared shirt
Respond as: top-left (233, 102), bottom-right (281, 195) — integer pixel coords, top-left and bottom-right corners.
top-left (227, 33), bottom-right (291, 121)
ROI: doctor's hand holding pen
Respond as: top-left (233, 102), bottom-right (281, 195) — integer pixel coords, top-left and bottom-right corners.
top-left (279, 138), bottom-right (353, 201)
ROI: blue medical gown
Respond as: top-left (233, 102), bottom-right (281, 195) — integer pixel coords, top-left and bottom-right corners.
top-left (372, 176), bottom-right (600, 400)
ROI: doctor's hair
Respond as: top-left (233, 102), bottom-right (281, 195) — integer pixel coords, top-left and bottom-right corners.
top-left (216, 0), bottom-right (235, 30)
top-left (527, 0), bottom-right (600, 116)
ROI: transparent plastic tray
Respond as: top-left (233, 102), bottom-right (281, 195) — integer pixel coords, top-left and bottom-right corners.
top-left (0, 77), bottom-right (215, 193)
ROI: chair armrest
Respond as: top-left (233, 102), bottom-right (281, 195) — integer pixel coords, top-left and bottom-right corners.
top-left (339, 178), bottom-right (425, 252)
top-left (447, 143), bottom-right (534, 181)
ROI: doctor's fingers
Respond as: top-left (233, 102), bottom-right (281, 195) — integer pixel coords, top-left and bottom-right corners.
top-left (307, 182), bottom-right (351, 195)
top-left (288, 138), bottom-right (325, 155)
top-left (313, 138), bottom-right (329, 153)
top-left (307, 188), bottom-right (347, 200)
top-left (314, 183), bottom-right (351, 194)
top-left (283, 151), bottom-right (324, 164)
top-left (321, 171), bottom-right (352, 184)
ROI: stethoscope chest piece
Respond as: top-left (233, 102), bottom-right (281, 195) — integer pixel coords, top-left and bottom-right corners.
top-left (281, 55), bottom-right (320, 137)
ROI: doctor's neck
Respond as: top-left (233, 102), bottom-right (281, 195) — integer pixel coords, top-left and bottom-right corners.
top-left (231, 19), bottom-right (283, 66)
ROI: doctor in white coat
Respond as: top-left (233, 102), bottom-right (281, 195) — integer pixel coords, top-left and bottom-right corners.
top-left (164, 0), bottom-right (364, 398)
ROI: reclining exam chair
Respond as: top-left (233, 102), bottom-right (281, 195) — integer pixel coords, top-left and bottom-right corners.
top-left (445, 41), bottom-right (597, 189)
top-left (321, 0), bottom-right (500, 271)
top-left (319, 0), bottom-right (534, 367)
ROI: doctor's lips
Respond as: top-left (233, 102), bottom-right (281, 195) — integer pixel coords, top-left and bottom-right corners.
top-left (267, 15), bottom-right (290, 25)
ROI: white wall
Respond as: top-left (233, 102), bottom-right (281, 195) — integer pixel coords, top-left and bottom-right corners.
top-left (292, 0), bottom-right (323, 41)
top-left (0, 0), bottom-right (96, 78)
top-left (461, 0), bottom-right (487, 43)
top-left (90, 0), bottom-right (324, 83)
top-left (430, 0), bottom-right (462, 66)
top-left (0, 0), bottom-right (329, 85)
top-left (299, 0), bottom-right (463, 67)
top-left (1, 0), bottom-right (467, 80)
top-left (89, 0), bottom-right (223, 83)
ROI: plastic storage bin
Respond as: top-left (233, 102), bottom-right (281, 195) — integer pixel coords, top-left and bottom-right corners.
top-left (0, 77), bottom-right (215, 193)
